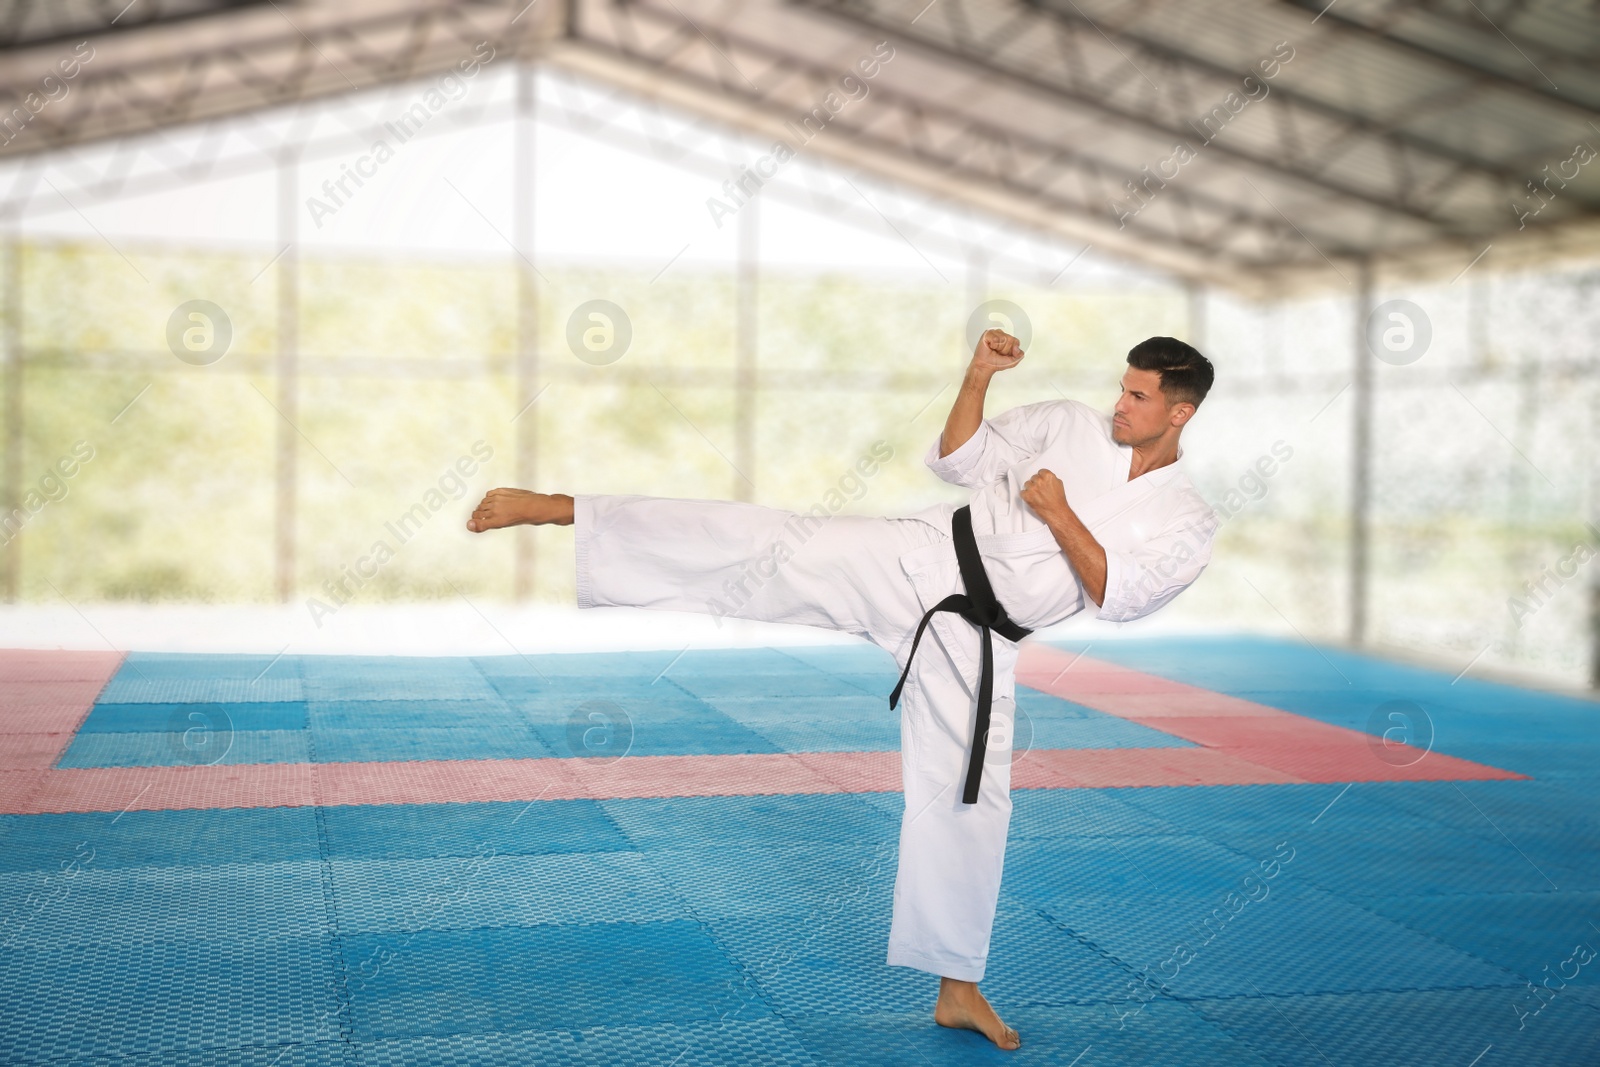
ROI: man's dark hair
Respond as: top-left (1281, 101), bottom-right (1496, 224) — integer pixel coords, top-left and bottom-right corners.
top-left (1126, 336), bottom-right (1214, 408)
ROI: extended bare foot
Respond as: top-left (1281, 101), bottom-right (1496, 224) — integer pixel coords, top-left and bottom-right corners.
top-left (934, 977), bottom-right (1021, 1050)
top-left (466, 489), bottom-right (574, 532)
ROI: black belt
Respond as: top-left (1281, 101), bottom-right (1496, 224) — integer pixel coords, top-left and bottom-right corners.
top-left (889, 504), bottom-right (1032, 805)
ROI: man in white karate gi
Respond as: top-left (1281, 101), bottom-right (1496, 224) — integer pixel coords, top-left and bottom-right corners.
top-left (467, 331), bottom-right (1218, 1050)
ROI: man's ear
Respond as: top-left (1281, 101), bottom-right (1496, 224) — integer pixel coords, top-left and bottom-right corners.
top-left (1169, 402), bottom-right (1196, 428)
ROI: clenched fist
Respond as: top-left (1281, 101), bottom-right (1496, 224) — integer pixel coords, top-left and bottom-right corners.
top-left (971, 328), bottom-right (1025, 373)
top-left (1020, 468), bottom-right (1068, 523)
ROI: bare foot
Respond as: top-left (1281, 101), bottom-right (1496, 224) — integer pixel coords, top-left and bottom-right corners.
top-left (466, 489), bottom-right (574, 532)
top-left (934, 977), bottom-right (1021, 1050)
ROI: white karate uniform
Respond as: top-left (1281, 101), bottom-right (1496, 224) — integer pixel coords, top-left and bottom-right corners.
top-left (573, 397), bottom-right (1218, 981)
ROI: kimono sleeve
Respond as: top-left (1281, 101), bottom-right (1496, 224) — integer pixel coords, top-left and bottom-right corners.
top-left (1097, 500), bottom-right (1220, 623)
top-left (924, 399), bottom-right (1067, 490)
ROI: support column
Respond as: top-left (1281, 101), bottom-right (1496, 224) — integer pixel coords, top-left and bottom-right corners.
top-left (1266, 297), bottom-right (1283, 381)
top-left (1350, 260), bottom-right (1374, 646)
top-left (513, 61), bottom-right (540, 599)
top-left (966, 250), bottom-right (987, 330)
top-left (275, 154), bottom-right (299, 604)
top-left (733, 196), bottom-right (758, 502)
top-left (1186, 280), bottom-right (1207, 352)
top-left (1469, 272), bottom-right (1489, 370)
top-left (1592, 558), bottom-right (1600, 690)
top-left (2, 221), bottom-right (20, 602)
top-left (1590, 385), bottom-right (1600, 690)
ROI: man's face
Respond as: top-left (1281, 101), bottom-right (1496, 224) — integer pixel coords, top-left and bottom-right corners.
top-left (1112, 366), bottom-right (1182, 445)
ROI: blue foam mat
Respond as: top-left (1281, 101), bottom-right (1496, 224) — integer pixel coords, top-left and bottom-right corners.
top-left (1190, 986), bottom-right (1600, 1067)
top-left (342, 921), bottom-right (753, 1040)
top-left (3, 635), bottom-right (1598, 1064)
top-left (0, 934), bottom-right (342, 1061)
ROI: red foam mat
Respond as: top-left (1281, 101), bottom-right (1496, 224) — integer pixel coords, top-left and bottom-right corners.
top-left (24, 763), bottom-right (319, 815)
top-left (0, 653), bottom-right (122, 764)
top-left (1013, 746), bottom-right (1305, 789)
top-left (1219, 742), bottom-right (1524, 783)
top-left (0, 704), bottom-right (106, 735)
top-left (0, 745), bottom-right (1317, 815)
top-left (792, 750), bottom-right (904, 794)
top-left (1125, 712), bottom-right (1377, 749)
top-left (318, 756), bottom-right (584, 807)
top-left (0, 768), bottom-right (46, 811)
top-left (1066, 691), bottom-right (1284, 719)
top-left (0, 680), bottom-right (115, 712)
top-left (0, 733), bottom-right (75, 771)
top-left (1016, 644), bottom-right (1527, 784)
top-left (0, 650), bottom-right (125, 682)
top-left (568, 752), bottom-right (847, 800)
top-left (0, 647), bottom-right (1528, 814)
top-left (1015, 663), bottom-right (1186, 695)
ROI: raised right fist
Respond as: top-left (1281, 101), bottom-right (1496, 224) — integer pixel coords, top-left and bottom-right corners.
top-left (972, 328), bottom-right (1025, 373)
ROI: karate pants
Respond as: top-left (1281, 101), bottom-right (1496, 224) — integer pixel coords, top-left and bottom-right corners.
top-left (573, 493), bottom-right (1020, 982)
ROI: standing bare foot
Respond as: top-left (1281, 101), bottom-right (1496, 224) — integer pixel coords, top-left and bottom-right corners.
top-left (934, 977), bottom-right (1021, 1050)
top-left (467, 489), bottom-right (574, 532)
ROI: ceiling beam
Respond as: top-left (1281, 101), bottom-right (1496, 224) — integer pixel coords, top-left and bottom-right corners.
top-left (556, 0), bottom-right (1342, 271)
top-left (1020, 0), bottom-right (1586, 210)
top-left (1276, 0), bottom-right (1600, 115)
top-left (0, 0), bottom-right (271, 52)
top-left (793, 0), bottom-right (1490, 233)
